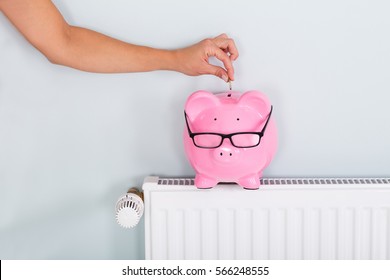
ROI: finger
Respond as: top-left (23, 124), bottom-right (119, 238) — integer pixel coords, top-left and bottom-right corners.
top-left (223, 39), bottom-right (239, 61)
top-left (204, 64), bottom-right (229, 82)
top-left (214, 33), bottom-right (228, 40)
top-left (213, 48), bottom-right (235, 81)
top-left (227, 41), bottom-right (239, 61)
top-left (212, 36), bottom-right (239, 61)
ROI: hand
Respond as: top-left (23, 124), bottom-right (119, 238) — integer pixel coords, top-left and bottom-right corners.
top-left (174, 34), bottom-right (239, 82)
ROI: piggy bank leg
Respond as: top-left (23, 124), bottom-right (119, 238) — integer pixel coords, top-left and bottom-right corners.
top-left (238, 174), bottom-right (261, 190)
top-left (195, 174), bottom-right (218, 189)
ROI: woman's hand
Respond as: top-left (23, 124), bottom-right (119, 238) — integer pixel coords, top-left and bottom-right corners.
top-left (173, 34), bottom-right (239, 82)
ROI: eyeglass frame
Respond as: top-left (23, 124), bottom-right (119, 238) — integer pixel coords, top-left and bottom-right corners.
top-left (184, 105), bottom-right (273, 149)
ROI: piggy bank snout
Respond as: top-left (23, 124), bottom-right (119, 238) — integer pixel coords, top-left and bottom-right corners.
top-left (212, 142), bottom-right (241, 164)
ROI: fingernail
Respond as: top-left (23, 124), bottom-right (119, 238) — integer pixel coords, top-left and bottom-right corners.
top-left (222, 75), bottom-right (228, 82)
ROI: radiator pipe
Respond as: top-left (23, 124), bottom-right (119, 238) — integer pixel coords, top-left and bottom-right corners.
top-left (127, 187), bottom-right (144, 201)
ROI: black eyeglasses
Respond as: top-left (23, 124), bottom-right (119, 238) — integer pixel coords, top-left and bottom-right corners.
top-left (184, 106), bottom-right (273, 149)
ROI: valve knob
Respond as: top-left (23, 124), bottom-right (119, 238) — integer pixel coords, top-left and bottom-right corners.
top-left (115, 188), bottom-right (144, 228)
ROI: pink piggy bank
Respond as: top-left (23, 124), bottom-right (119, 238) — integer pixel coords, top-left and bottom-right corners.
top-left (183, 90), bottom-right (277, 190)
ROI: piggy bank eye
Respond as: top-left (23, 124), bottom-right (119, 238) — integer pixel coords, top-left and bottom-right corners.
top-left (214, 118), bottom-right (217, 121)
top-left (236, 118), bottom-right (240, 121)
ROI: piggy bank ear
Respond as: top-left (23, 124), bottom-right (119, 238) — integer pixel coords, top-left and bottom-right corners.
top-left (238, 90), bottom-right (272, 118)
top-left (185, 90), bottom-right (220, 121)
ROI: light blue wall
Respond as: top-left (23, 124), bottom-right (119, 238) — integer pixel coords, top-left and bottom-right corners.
top-left (1, 0), bottom-right (390, 259)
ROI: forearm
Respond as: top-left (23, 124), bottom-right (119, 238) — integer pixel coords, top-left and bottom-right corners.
top-left (56, 26), bottom-right (178, 73)
top-left (0, 0), bottom-right (178, 73)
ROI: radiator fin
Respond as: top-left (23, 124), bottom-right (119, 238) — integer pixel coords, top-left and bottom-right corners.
top-left (150, 207), bottom-right (390, 260)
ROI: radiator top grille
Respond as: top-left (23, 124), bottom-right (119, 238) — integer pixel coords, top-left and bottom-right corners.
top-left (158, 178), bottom-right (195, 186)
top-left (157, 177), bottom-right (390, 186)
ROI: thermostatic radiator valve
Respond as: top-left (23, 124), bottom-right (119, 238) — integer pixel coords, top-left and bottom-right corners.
top-left (115, 188), bottom-right (144, 228)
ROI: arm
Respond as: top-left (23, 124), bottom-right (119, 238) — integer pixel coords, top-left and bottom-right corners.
top-left (0, 0), bottom-right (238, 80)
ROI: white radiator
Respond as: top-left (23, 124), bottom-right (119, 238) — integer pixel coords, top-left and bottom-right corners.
top-left (142, 176), bottom-right (390, 260)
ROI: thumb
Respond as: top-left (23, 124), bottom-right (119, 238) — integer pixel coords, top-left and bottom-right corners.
top-left (204, 65), bottom-right (229, 82)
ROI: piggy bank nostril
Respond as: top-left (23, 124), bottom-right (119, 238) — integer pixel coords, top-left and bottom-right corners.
top-left (229, 153), bottom-right (232, 156)
top-left (220, 152), bottom-right (223, 156)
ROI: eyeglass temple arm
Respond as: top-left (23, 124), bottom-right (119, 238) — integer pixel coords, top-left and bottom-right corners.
top-left (184, 111), bottom-right (193, 136)
top-left (260, 105), bottom-right (273, 134)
